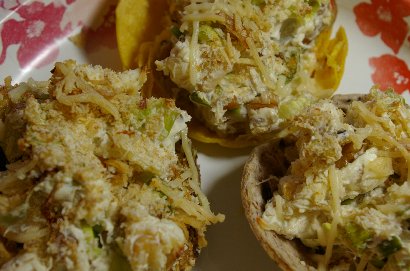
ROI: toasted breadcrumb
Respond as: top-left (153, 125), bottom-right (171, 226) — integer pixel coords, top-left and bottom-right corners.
top-left (0, 60), bottom-right (223, 271)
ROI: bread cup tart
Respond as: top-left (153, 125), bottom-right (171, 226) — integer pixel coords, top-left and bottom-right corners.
top-left (0, 60), bottom-right (223, 270)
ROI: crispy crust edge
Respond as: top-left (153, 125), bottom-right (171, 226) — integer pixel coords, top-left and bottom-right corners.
top-left (241, 141), bottom-right (316, 271)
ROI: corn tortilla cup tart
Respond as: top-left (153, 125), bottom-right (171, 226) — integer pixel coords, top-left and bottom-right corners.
top-left (116, 0), bottom-right (348, 148)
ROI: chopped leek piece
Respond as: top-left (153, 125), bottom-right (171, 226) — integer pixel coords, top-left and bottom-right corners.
top-left (341, 198), bottom-right (354, 205)
top-left (92, 225), bottom-right (103, 238)
top-left (379, 236), bottom-right (402, 257)
top-left (307, 0), bottom-right (320, 13)
top-left (198, 25), bottom-right (220, 44)
top-left (280, 18), bottom-right (301, 42)
top-left (189, 92), bottom-right (211, 107)
top-left (345, 223), bottom-right (372, 251)
top-left (226, 106), bottom-right (247, 122)
top-left (171, 26), bottom-right (183, 38)
top-left (164, 112), bottom-right (179, 133)
top-left (82, 226), bottom-right (102, 256)
top-left (370, 237), bottom-right (402, 269)
top-left (136, 171), bottom-right (155, 183)
top-left (278, 96), bottom-right (310, 119)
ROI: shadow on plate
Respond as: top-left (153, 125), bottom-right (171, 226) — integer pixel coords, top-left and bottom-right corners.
top-left (193, 140), bottom-right (254, 159)
top-left (196, 164), bottom-right (276, 271)
top-left (70, 0), bottom-right (123, 71)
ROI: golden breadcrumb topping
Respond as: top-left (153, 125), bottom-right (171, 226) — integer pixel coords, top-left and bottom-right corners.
top-left (0, 60), bottom-right (223, 271)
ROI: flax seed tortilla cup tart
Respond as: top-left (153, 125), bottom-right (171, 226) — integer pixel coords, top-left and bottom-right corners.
top-left (242, 90), bottom-right (410, 270)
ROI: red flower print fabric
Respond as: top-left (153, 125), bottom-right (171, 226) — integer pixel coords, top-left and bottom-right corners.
top-left (370, 54), bottom-right (410, 94)
top-left (0, 1), bottom-right (72, 69)
top-left (0, 0), bottom-right (20, 10)
top-left (355, 0), bottom-right (410, 94)
top-left (354, 0), bottom-right (410, 54)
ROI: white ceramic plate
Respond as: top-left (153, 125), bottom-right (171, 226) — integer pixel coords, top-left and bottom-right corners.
top-left (0, 0), bottom-right (409, 270)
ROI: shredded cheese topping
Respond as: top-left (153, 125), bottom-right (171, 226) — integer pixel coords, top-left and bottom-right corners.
top-left (0, 60), bottom-right (223, 270)
top-left (157, 0), bottom-right (337, 135)
top-left (322, 165), bottom-right (341, 269)
top-left (245, 37), bottom-right (275, 90)
top-left (260, 89), bottom-right (410, 270)
top-left (353, 101), bottom-right (410, 182)
top-left (190, 20), bottom-right (200, 87)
